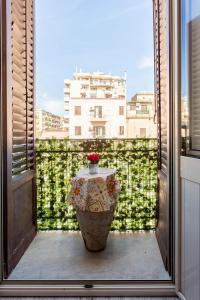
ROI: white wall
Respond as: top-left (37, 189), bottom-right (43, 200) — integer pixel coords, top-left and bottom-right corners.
top-left (127, 118), bottom-right (157, 138)
top-left (180, 156), bottom-right (200, 300)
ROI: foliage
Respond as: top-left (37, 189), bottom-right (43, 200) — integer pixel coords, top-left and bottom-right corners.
top-left (36, 138), bottom-right (158, 231)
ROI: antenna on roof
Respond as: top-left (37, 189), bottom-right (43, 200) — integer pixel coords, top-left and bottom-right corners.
top-left (124, 71), bottom-right (127, 80)
top-left (74, 66), bottom-right (78, 79)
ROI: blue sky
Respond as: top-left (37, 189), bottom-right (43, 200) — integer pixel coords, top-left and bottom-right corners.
top-left (36, 0), bottom-right (154, 116)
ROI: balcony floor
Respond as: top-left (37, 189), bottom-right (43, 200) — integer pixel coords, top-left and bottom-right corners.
top-left (9, 231), bottom-right (170, 280)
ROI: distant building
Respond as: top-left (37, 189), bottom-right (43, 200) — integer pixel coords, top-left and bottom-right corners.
top-left (60, 116), bottom-right (69, 131)
top-left (126, 92), bottom-right (157, 138)
top-left (36, 108), bottom-right (69, 138)
top-left (64, 71), bottom-right (127, 139)
top-left (181, 97), bottom-right (189, 138)
top-left (39, 129), bottom-right (69, 139)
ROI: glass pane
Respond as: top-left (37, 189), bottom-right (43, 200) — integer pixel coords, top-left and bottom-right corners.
top-left (181, 0), bottom-right (200, 156)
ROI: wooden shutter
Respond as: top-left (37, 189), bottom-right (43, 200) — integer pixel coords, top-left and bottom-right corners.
top-left (153, 0), bottom-right (173, 275)
top-left (2, 0), bottom-right (36, 277)
top-left (75, 126), bottom-right (81, 136)
top-left (12, 0), bottom-right (34, 175)
top-left (189, 17), bottom-right (200, 151)
top-left (119, 106), bottom-right (124, 115)
top-left (75, 106), bottom-right (81, 116)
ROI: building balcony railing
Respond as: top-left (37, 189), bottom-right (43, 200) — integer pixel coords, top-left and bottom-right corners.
top-left (90, 114), bottom-right (107, 122)
top-left (36, 138), bottom-right (157, 231)
top-left (64, 87), bottom-right (70, 93)
top-left (90, 81), bottom-right (114, 87)
top-left (136, 110), bottom-right (150, 114)
top-left (126, 111), bottom-right (153, 119)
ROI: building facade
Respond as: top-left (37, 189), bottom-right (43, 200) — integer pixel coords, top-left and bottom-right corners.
top-left (36, 108), bottom-right (69, 138)
top-left (126, 92), bottom-right (157, 138)
top-left (64, 72), bottom-right (127, 139)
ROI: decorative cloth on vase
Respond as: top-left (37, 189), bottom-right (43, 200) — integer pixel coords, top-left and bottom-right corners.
top-left (66, 168), bottom-right (120, 212)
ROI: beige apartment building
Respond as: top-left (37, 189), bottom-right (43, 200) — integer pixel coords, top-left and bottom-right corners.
top-left (126, 92), bottom-right (157, 138)
top-left (64, 71), bottom-right (127, 139)
top-left (36, 108), bottom-right (69, 138)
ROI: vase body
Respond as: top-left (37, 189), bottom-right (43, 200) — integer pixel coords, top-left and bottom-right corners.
top-left (89, 163), bottom-right (98, 174)
top-left (76, 204), bottom-right (116, 251)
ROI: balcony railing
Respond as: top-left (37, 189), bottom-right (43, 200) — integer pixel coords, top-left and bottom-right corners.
top-left (36, 138), bottom-right (157, 231)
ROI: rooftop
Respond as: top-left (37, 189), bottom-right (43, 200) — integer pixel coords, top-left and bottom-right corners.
top-left (64, 71), bottom-right (126, 82)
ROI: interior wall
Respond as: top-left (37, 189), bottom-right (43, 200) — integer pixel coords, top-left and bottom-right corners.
top-left (180, 157), bottom-right (200, 300)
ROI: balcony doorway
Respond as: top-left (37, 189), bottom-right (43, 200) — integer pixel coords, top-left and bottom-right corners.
top-left (2, 0), bottom-right (173, 282)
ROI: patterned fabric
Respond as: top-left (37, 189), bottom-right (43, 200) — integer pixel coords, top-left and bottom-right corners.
top-left (67, 168), bottom-right (120, 212)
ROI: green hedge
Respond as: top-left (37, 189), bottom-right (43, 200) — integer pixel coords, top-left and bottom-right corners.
top-left (36, 138), bottom-right (158, 231)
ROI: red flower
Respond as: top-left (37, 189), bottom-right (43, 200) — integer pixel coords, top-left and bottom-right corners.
top-left (87, 153), bottom-right (100, 163)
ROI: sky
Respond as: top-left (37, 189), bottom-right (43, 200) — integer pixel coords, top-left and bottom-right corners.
top-left (36, 0), bottom-right (154, 116)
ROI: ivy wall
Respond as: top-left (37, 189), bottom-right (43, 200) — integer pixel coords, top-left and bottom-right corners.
top-left (36, 138), bottom-right (158, 231)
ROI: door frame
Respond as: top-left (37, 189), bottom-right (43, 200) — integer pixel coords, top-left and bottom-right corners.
top-left (173, 0), bottom-right (182, 297)
top-left (0, 0), bottom-right (3, 283)
top-left (174, 0), bottom-right (200, 299)
top-left (0, 0), bottom-right (181, 296)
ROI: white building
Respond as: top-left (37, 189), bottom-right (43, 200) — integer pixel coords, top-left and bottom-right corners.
top-left (64, 71), bottom-right (127, 139)
top-left (126, 92), bottom-right (157, 138)
top-left (36, 108), bottom-right (69, 138)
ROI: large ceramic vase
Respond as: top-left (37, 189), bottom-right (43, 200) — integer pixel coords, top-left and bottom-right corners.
top-left (76, 204), bottom-right (116, 251)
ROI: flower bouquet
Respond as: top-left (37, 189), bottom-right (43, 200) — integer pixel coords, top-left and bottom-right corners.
top-left (87, 153), bottom-right (100, 174)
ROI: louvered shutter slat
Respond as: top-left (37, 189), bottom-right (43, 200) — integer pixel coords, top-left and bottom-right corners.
top-left (11, 0), bottom-right (34, 176)
top-left (154, 0), bottom-right (168, 172)
top-left (189, 17), bottom-right (200, 151)
top-left (13, 145), bottom-right (26, 153)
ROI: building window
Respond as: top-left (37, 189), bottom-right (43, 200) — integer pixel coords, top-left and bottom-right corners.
top-left (140, 128), bottom-right (146, 137)
top-left (119, 126), bottom-right (124, 135)
top-left (80, 93), bottom-right (86, 98)
top-left (141, 105), bottom-right (148, 113)
top-left (94, 126), bottom-right (105, 138)
top-left (94, 106), bottom-right (102, 118)
top-left (75, 126), bottom-right (81, 136)
top-left (74, 106), bottom-right (81, 115)
top-left (65, 93), bottom-right (70, 98)
top-left (81, 85), bottom-right (88, 90)
top-left (90, 93), bottom-right (97, 98)
top-left (119, 106), bottom-right (124, 115)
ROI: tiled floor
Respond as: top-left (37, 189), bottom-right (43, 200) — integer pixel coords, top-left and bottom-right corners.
top-left (9, 231), bottom-right (170, 280)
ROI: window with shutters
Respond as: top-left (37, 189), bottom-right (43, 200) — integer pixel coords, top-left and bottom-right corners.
top-left (140, 128), bottom-right (146, 137)
top-left (119, 106), bottom-right (124, 115)
top-left (93, 126), bottom-right (106, 138)
top-left (74, 106), bottom-right (81, 115)
top-left (94, 106), bottom-right (102, 118)
top-left (181, 0), bottom-right (200, 157)
top-left (75, 126), bottom-right (81, 136)
top-left (119, 126), bottom-right (124, 135)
